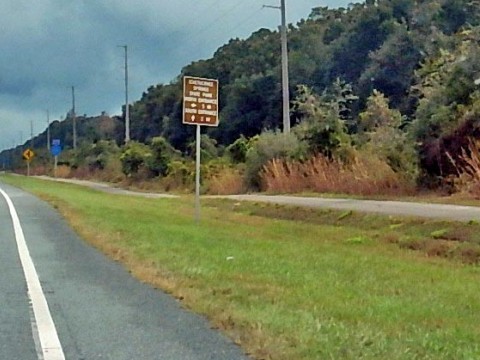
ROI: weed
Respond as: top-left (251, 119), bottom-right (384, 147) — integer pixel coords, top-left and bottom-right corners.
top-left (430, 229), bottom-right (448, 239)
top-left (337, 210), bottom-right (353, 221)
top-left (344, 236), bottom-right (371, 245)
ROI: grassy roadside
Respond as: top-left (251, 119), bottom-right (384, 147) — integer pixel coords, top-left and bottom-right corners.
top-left (2, 175), bottom-right (480, 359)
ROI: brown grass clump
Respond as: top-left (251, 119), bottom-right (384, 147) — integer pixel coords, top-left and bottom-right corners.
top-left (55, 165), bottom-right (71, 178)
top-left (458, 246), bottom-right (480, 264)
top-left (260, 152), bottom-right (413, 196)
top-left (424, 240), bottom-right (454, 258)
top-left (447, 138), bottom-right (480, 197)
top-left (206, 167), bottom-right (246, 195)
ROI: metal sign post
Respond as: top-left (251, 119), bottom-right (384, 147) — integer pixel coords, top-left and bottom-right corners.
top-left (195, 125), bottom-right (201, 222)
top-left (22, 149), bottom-right (35, 176)
top-left (50, 139), bottom-right (62, 178)
top-left (54, 156), bottom-right (58, 178)
top-left (183, 76), bottom-right (219, 222)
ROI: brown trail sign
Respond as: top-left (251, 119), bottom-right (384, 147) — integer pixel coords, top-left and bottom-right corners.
top-left (183, 76), bottom-right (219, 127)
top-left (182, 76), bottom-right (219, 223)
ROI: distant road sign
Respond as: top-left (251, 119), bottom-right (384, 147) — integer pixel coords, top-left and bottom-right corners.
top-left (22, 149), bottom-right (35, 161)
top-left (51, 139), bottom-right (62, 156)
top-left (51, 145), bottom-right (62, 157)
top-left (183, 76), bottom-right (219, 127)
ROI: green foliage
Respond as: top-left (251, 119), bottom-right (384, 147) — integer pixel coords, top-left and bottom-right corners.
top-left (358, 90), bottom-right (417, 178)
top-left (245, 130), bottom-right (308, 189)
top-left (225, 135), bottom-right (250, 163)
top-left (164, 160), bottom-right (195, 188)
top-left (146, 136), bottom-right (179, 177)
top-left (187, 134), bottom-right (221, 162)
top-left (358, 24), bottom-right (421, 111)
top-left (359, 90), bottom-right (402, 133)
top-left (120, 141), bottom-right (151, 176)
top-left (436, 0), bottom-right (468, 35)
top-left (69, 140), bottom-right (120, 170)
top-left (292, 85), bottom-right (351, 157)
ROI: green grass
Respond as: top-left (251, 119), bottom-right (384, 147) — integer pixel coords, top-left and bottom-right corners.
top-left (3, 174), bottom-right (480, 359)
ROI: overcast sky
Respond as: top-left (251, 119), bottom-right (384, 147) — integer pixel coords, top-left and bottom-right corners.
top-left (0, 0), bottom-right (357, 151)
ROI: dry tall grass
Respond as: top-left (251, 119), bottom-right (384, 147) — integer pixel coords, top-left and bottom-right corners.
top-left (447, 138), bottom-right (480, 197)
top-left (206, 167), bottom-right (246, 195)
top-left (261, 153), bottom-right (413, 196)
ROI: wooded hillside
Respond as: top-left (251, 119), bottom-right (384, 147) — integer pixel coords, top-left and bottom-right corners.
top-left (4, 0), bottom-right (480, 194)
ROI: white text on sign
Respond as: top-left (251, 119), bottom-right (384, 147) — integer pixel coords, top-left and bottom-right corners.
top-left (182, 76), bottom-right (219, 127)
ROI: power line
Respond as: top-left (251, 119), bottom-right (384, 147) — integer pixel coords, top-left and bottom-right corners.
top-left (174, 6), bottom-right (265, 61)
top-left (190, 0), bottom-right (248, 40)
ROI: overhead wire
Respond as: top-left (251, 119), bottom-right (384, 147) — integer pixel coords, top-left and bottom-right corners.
top-left (166, 0), bottom-right (270, 64)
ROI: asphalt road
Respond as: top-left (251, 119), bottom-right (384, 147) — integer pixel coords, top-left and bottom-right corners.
top-left (0, 182), bottom-right (248, 360)
top-left (34, 176), bottom-right (480, 222)
top-left (220, 195), bottom-right (480, 222)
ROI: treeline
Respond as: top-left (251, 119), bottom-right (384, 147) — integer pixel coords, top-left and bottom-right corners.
top-left (4, 0), bottom-right (480, 195)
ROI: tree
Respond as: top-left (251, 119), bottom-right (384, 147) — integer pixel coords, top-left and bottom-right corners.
top-left (292, 85), bottom-right (351, 157)
top-left (358, 90), bottom-right (417, 177)
top-left (358, 24), bottom-right (421, 112)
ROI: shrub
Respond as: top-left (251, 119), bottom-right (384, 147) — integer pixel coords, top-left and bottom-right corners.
top-left (245, 130), bottom-right (308, 189)
top-left (226, 135), bottom-right (250, 163)
top-left (120, 141), bottom-right (151, 177)
top-left (160, 160), bottom-right (196, 191)
top-left (146, 137), bottom-right (179, 177)
top-left (187, 134), bottom-right (220, 162)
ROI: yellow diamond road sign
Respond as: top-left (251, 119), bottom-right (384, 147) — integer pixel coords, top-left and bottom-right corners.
top-left (183, 76), bottom-right (219, 127)
top-left (23, 148), bottom-right (35, 161)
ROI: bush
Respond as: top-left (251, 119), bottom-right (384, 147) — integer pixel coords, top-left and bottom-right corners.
top-left (226, 135), bottom-right (250, 163)
top-left (120, 141), bottom-right (151, 177)
top-left (187, 134), bottom-right (220, 162)
top-left (160, 160), bottom-right (196, 192)
top-left (146, 137), bottom-right (179, 177)
top-left (245, 130), bottom-right (308, 189)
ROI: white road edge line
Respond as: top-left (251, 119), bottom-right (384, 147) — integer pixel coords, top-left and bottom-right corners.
top-left (0, 188), bottom-right (65, 360)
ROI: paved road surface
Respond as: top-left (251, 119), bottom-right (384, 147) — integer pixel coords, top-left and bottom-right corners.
top-left (34, 176), bottom-right (480, 222)
top-left (0, 182), bottom-right (248, 360)
top-left (35, 176), bottom-right (178, 199)
top-left (220, 195), bottom-right (480, 222)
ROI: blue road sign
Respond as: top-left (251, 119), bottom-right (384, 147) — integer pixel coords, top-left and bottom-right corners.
top-left (52, 139), bottom-right (61, 147)
top-left (51, 144), bottom-right (62, 157)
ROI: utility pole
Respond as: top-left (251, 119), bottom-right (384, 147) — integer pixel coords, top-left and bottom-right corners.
top-left (119, 45), bottom-right (130, 143)
top-left (263, 0), bottom-right (290, 133)
top-left (47, 109), bottom-right (51, 151)
top-left (30, 120), bottom-right (34, 148)
top-left (72, 86), bottom-right (77, 149)
top-left (280, 0), bottom-right (290, 133)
